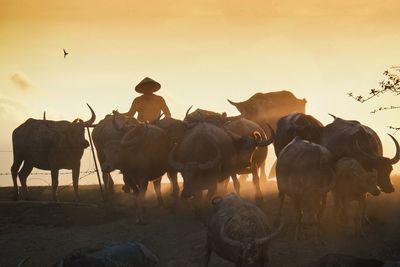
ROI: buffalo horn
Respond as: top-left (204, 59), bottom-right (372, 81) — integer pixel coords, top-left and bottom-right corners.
top-left (255, 124), bottom-right (275, 146)
top-left (220, 219), bottom-right (242, 248)
top-left (388, 134), bottom-right (400, 164)
top-left (83, 103), bottom-right (96, 127)
top-left (255, 222), bottom-right (284, 245)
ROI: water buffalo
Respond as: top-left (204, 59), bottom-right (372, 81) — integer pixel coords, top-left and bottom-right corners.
top-left (304, 253), bottom-right (385, 267)
top-left (92, 112), bottom-right (139, 195)
top-left (333, 157), bottom-right (380, 236)
top-left (274, 112), bottom-right (324, 157)
top-left (11, 104), bottom-right (96, 201)
top-left (205, 193), bottom-right (282, 267)
top-left (53, 242), bottom-right (158, 267)
top-left (276, 137), bottom-right (334, 242)
top-left (102, 122), bottom-right (170, 224)
top-left (224, 117), bottom-right (275, 201)
top-left (228, 91), bottom-right (306, 131)
top-left (321, 115), bottom-right (400, 193)
top-left (228, 91), bottom-right (306, 181)
top-left (169, 122), bottom-right (273, 214)
top-left (184, 106), bottom-right (228, 126)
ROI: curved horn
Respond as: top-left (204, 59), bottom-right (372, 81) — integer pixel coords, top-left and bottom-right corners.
top-left (227, 99), bottom-right (240, 107)
top-left (43, 111), bottom-right (46, 120)
top-left (255, 222), bottom-right (284, 245)
top-left (256, 124), bottom-right (275, 146)
top-left (169, 144), bottom-right (184, 171)
top-left (220, 218), bottom-right (241, 248)
top-left (388, 134), bottom-right (400, 164)
top-left (185, 105), bottom-right (193, 119)
top-left (328, 113), bottom-right (337, 121)
top-left (83, 103), bottom-right (96, 127)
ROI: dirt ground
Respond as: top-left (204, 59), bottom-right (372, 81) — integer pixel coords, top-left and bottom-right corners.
top-left (0, 176), bottom-right (400, 267)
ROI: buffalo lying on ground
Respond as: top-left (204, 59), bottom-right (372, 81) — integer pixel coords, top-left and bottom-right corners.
top-left (11, 104), bottom-right (96, 201)
top-left (276, 137), bottom-right (334, 242)
top-left (205, 193), bottom-right (282, 267)
top-left (52, 242), bottom-right (158, 267)
top-left (321, 115), bottom-right (400, 193)
top-left (333, 157), bottom-right (380, 236)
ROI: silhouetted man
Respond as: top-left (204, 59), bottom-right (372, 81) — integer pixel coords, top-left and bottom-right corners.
top-left (120, 77), bottom-right (171, 122)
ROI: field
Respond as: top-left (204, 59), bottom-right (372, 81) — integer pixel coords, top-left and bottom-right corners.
top-left (0, 176), bottom-right (399, 267)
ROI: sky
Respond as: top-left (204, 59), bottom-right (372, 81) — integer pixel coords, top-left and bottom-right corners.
top-left (1, 0), bottom-right (400, 186)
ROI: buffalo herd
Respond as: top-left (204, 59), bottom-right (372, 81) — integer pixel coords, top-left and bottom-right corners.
top-left (10, 90), bottom-right (400, 266)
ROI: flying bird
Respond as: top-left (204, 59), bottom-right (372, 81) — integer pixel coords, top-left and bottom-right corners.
top-left (63, 48), bottom-right (69, 58)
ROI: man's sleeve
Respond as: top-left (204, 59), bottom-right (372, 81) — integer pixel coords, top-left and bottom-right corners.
top-left (160, 97), bottom-right (171, 117)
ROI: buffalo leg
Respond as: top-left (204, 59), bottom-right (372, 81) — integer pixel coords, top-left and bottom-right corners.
top-left (72, 165), bottom-right (80, 201)
top-left (259, 159), bottom-right (267, 182)
top-left (18, 163), bottom-right (33, 200)
top-left (251, 163), bottom-right (263, 203)
top-left (318, 192), bottom-right (328, 221)
top-left (206, 183), bottom-right (217, 204)
top-left (231, 174), bottom-right (241, 195)
top-left (102, 172), bottom-right (114, 195)
top-left (167, 172), bottom-right (180, 212)
top-left (355, 195), bottom-right (367, 237)
top-left (50, 169), bottom-right (60, 201)
top-left (135, 180), bottom-right (149, 225)
top-left (11, 158), bottom-right (23, 201)
top-left (153, 177), bottom-right (164, 207)
top-left (204, 237), bottom-right (212, 267)
top-left (294, 197), bottom-right (302, 241)
top-left (275, 191), bottom-right (285, 226)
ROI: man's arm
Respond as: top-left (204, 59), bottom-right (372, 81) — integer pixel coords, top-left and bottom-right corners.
top-left (120, 100), bottom-right (138, 117)
top-left (160, 97), bottom-right (171, 117)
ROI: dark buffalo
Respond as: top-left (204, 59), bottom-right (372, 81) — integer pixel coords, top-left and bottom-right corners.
top-left (53, 242), bottom-right (158, 267)
top-left (274, 112), bottom-right (324, 157)
top-left (333, 157), bottom-right (380, 236)
top-left (205, 193), bottom-right (282, 267)
top-left (304, 253), bottom-right (384, 267)
top-left (101, 122), bottom-right (171, 223)
top-left (11, 104), bottom-right (96, 201)
top-left (228, 91), bottom-right (306, 131)
top-left (276, 137), bottom-right (334, 242)
top-left (184, 106), bottom-right (228, 126)
top-left (321, 115), bottom-right (400, 193)
top-left (228, 91), bottom-right (306, 181)
top-left (92, 112), bottom-right (139, 195)
top-left (169, 122), bottom-right (273, 211)
top-left (223, 117), bottom-right (274, 201)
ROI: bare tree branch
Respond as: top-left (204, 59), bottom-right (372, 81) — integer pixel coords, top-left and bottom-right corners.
top-left (349, 66), bottom-right (400, 133)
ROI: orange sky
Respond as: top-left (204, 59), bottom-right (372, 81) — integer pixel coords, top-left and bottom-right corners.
top-left (1, 0), bottom-right (400, 186)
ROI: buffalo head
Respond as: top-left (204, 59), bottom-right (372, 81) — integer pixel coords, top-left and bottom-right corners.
top-left (356, 134), bottom-right (400, 193)
top-left (220, 218), bottom-right (283, 267)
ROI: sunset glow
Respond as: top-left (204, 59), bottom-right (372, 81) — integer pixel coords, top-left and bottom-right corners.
top-left (1, 0), bottom-right (400, 186)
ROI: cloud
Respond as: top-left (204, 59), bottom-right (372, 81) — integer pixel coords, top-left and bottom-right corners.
top-left (0, 98), bottom-right (27, 115)
top-left (10, 73), bottom-right (41, 93)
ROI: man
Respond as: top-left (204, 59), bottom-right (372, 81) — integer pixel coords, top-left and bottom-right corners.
top-left (120, 77), bottom-right (171, 122)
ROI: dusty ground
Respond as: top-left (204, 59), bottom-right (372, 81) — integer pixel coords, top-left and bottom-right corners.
top-left (0, 176), bottom-right (399, 267)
